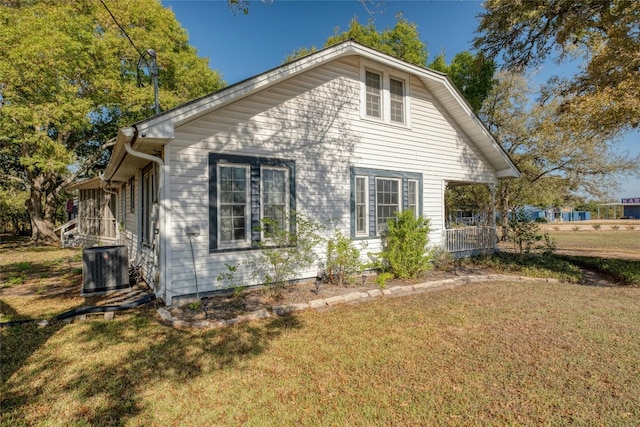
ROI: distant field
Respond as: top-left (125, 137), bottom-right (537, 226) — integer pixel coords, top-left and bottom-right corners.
top-left (543, 226), bottom-right (640, 260)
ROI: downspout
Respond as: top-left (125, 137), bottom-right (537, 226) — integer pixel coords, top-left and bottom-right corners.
top-left (123, 125), bottom-right (168, 304)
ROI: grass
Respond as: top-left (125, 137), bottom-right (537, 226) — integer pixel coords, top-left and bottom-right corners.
top-left (2, 281), bottom-right (640, 425)
top-left (546, 230), bottom-right (640, 259)
top-left (0, 237), bottom-right (85, 321)
top-left (2, 235), bottom-right (640, 425)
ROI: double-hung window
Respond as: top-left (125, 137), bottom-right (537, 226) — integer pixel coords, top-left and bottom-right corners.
top-left (209, 153), bottom-right (295, 252)
top-left (376, 178), bottom-right (400, 232)
top-left (407, 179), bottom-right (419, 218)
top-left (354, 176), bottom-right (369, 236)
top-left (351, 168), bottom-right (422, 237)
top-left (389, 78), bottom-right (405, 124)
top-left (365, 71), bottom-right (382, 118)
top-left (361, 64), bottom-right (409, 126)
top-left (261, 166), bottom-right (289, 239)
top-left (218, 164), bottom-right (250, 247)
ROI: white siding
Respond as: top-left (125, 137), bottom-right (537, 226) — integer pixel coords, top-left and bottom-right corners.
top-left (164, 56), bottom-right (498, 301)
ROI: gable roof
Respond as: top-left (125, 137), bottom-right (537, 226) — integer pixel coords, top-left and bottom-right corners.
top-left (104, 39), bottom-right (519, 182)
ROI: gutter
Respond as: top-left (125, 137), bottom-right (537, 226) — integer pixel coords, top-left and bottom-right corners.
top-left (122, 125), bottom-right (168, 304)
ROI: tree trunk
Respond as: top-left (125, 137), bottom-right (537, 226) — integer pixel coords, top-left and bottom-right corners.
top-left (28, 176), bottom-right (60, 245)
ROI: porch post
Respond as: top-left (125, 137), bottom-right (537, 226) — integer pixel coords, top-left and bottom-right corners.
top-left (489, 183), bottom-right (497, 250)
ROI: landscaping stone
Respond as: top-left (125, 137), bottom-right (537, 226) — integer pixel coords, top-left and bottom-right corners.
top-left (272, 303), bottom-right (309, 316)
top-left (192, 320), bottom-right (212, 329)
top-left (250, 308), bottom-right (271, 319)
top-left (157, 308), bottom-right (172, 322)
top-left (325, 295), bottom-right (346, 306)
top-left (343, 292), bottom-right (364, 303)
top-left (367, 289), bottom-right (382, 298)
top-left (309, 299), bottom-right (328, 309)
top-left (171, 319), bottom-right (191, 329)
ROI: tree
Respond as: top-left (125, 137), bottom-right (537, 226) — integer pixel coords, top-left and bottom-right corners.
top-left (429, 51), bottom-right (496, 113)
top-left (479, 71), bottom-right (639, 231)
top-left (474, 0), bottom-right (640, 138)
top-left (285, 14), bottom-right (428, 67)
top-left (0, 0), bottom-right (225, 244)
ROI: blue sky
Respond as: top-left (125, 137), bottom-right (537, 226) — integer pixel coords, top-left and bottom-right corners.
top-left (161, 0), bottom-right (639, 200)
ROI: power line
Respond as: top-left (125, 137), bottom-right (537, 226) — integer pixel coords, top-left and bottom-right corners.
top-left (98, 0), bottom-right (148, 66)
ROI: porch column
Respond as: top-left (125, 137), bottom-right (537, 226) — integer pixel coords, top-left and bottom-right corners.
top-left (489, 184), bottom-right (497, 229)
top-left (489, 183), bottom-right (497, 250)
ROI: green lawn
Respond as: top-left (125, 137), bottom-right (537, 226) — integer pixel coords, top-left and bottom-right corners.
top-left (3, 236), bottom-right (640, 425)
top-left (3, 280), bottom-right (640, 426)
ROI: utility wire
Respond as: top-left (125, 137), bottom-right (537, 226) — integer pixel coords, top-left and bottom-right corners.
top-left (98, 0), bottom-right (149, 66)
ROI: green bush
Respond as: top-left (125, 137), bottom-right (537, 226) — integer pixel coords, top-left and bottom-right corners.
top-left (374, 272), bottom-right (394, 289)
top-left (380, 210), bottom-right (433, 279)
top-left (325, 231), bottom-right (364, 286)
top-left (249, 211), bottom-right (324, 296)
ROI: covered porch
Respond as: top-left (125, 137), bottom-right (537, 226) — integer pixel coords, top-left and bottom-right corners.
top-left (61, 177), bottom-right (119, 248)
top-left (443, 181), bottom-right (498, 257)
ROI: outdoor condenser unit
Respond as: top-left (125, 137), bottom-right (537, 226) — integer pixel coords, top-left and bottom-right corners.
top-left (82, 245), bottom-right (130, 296)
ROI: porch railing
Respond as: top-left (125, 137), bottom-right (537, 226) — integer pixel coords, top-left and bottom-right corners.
top-left (54, 218), bottom-right (79, 248)
top-left (54, 217), bottom-right (117, 248)
top-left (445, 226), bottom-right (496, 255)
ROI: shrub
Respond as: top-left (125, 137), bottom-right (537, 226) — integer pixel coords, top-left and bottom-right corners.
top-left (626, 225), bottom-right (636, 231)
top-left (508, 209), bottom-right (556, 255)
top-left (380, 210), bottom-right (433, 279)
top-left (325, 231), bottom-right (364, 286)
top-left (592, 223), bottom-right (602, 230)
top-left (249, 211), bottom-right (324, 296)
top-left (374, 272), bottom-right (394, 289)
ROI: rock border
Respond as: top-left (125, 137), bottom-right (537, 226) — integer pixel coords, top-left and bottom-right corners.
top-left (157, 274), bottom-right (560, 330)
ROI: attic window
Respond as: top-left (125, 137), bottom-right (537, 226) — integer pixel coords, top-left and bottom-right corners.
top-left (365, 71), bottom-right (382, 118)
top-left (360, 63), bottom-right (410, 126)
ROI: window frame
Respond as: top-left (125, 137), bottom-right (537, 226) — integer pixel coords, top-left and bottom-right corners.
top-left (375, 177), bottom-right (402, 234)
top-left (217, 163), bottom-right (251, 249)
top-left (141, 165), bottom-right (157, 246)
top-left (121, 183), bottom-right (126, 223)
top-left (389, 76), bottom-right (406, 124)
top-left (350, 167), bottom-right (422, 238)
top-left (360, 61), bottom-right (411, 127)
top-left (365, 69), bottom-right (382, 119)
top-left (260, 165), bottom-right (290, 241)
top-left (129, 177), bottom-right (135, 213)
top-left (407, 179), bottom-right (419, 218)
top-left (209, 153), bottom-right (296, 253)
top-left (354, 175), bottom-right (369, 237)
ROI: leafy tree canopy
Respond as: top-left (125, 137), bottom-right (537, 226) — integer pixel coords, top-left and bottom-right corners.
top-left (285, 14), bottom-right (428, 67)
top-left (0, 0), bottom-right (225, 243)
top-left (429, 51), bottom-right (496, 113)
top-left (474, 0), bottom-right (640, 137)
top-left (479, 71), bottom-right (638, 225)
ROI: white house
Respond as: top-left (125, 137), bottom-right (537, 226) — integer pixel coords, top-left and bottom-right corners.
top-left (67, 40), bottom-right (519, 305)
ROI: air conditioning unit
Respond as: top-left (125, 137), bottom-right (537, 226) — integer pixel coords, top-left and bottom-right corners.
top-left (82, 245), bottom-right (130, 296)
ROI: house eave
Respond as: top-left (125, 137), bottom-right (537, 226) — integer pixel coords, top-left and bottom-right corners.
top-left (103, 39), bottom-right (520, 182)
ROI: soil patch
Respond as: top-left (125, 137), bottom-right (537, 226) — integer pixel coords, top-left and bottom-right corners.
top-left (171, 267), bottom-right (486, 323)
